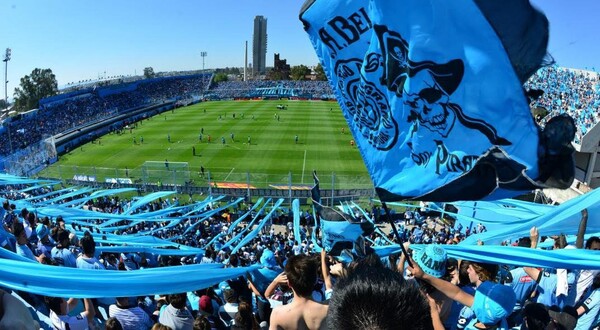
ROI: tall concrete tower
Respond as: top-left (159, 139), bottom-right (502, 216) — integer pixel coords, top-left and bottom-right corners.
top-left (252, 15), bottom-right (267, 76)
top-left (244, 41), bottom-right (248, 81)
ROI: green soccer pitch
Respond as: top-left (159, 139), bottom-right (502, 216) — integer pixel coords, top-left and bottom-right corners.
top-left (40, 100), bottom-right (372, 188)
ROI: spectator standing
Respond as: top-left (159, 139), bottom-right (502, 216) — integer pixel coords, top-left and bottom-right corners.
top-left (269, 255), bottom-right (328, 330)
top-left (108, 297), bottom-right (154, 330)
top-left (159, 293), bottom-right (194, 330)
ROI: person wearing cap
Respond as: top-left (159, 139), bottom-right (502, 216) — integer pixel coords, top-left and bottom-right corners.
top-left (402, 244), bottom-right (454, 326)
top-left (197, 295), bottom-right (224, 329)
top-left (409, 257), bottom-right (516, 329)
top-left (35, 223), bottom-right (54, 260)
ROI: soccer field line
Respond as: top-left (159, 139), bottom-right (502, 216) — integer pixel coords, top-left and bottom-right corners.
top-left (223, 168), bottom-right (235, 181)
top-left (301, 150), bottom-right (307, 184)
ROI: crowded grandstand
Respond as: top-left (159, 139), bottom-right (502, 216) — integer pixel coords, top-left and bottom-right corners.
top-left (2, 0), bottom-right (600, 326)
top-left (1, 61), bottom-right (600, 329)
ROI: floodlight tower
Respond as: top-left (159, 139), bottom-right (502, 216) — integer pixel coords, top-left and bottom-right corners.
top-left (200, 51), bottom-right (207, 72)
top-left (3, 48), bottom-right (10, 108)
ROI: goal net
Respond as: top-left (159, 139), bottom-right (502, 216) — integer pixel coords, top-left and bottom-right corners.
top-left (141, 161), bottom-right (190, 186)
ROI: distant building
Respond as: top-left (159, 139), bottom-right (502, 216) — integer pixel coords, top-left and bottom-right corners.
top-left (253, 16), bottom-right (268, 76)
top-left (270, 53), bottom-right (290, 80)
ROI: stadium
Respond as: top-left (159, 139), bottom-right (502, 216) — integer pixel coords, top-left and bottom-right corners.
top-left (2, 1), bottom-right (600, 330)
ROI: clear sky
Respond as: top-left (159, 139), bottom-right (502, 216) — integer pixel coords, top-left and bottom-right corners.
top-left (1, 0), bottom-right (599, 97)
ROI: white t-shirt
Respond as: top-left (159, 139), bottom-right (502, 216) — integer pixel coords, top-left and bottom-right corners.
top-left (50, 310), bottom-right (89, 330)
top-left (576, 269), bottom-right (600, 303)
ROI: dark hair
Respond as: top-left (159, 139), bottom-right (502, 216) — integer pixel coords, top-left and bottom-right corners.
top-left (80, 233), bottom-right (96, 256)
top-left (523, 303), bottom-right (550, 330)
top-left (284, 254), bottom-right (318, 297)
top-left (586, 236), bottom-right (600, 249)
top-left (233, 301), bottom-right (255, 330)
top-left (105, 317), bottom-right (124, 330)
top-left (12, 221), bottom-right (25, 238)
top-left (44, 296), bottom-right (63, 315)
top-left (20, 208), bottom-right (29, 219)
top-left (194, 316), bottom-right (212, 330)
top-left (442, 258), bottom-right (458, 282)
top-left (554, 234), bottom-right (568, 249)
top-left (168, 293), bottom-right (187, 309)
top-left (55, 229), bottom-right (71, 247)
top-left (27, 212), bottom-right (36, 226)
top-left (593, 272), bottom-right (600, 291)
top-left (329, 257), bottom-right (433, 330)
top-left (156, 299), bottom-right (168, 311)
top-left (518, 237), bottom-right (532, 248)
top-left (458, 260), bottom-right (471, 286)
top-left (229, 253), bottom-right (239, 267)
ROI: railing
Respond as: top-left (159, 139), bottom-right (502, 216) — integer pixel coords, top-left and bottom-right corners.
top-left (37, 165), bottom-right (376, 205)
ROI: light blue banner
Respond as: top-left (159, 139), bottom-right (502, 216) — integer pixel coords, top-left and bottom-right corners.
top-left (461, 189), bottom-right (600, 245)
top-left (0, 256), bottom-right (258, 298)
top-left (293, 199), bottom-right (302, 245)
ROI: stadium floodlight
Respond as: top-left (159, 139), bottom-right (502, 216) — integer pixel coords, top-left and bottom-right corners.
top-left (200, 51), bottom-right (207, 72)
top-left (3, 48), bottom-right (10, 108)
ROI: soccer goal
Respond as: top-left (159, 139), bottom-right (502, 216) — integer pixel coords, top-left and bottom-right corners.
top-left (141, 161), bottom-right (190, 186)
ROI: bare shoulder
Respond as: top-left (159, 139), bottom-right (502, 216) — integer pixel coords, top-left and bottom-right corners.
top-left (269, 304), bottom-right (290, 328)
top-left (304, 300), bottom-right (329, 330)
top-left (308, 300), bottom-right (329, 313)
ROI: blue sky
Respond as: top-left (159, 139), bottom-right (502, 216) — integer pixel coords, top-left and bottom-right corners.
top-left (1, 0), bottom-right (599, 96)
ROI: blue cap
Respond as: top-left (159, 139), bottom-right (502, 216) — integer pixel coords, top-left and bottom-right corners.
top-left (260, 249), bottom-right (277, 269)
top-left (472, 281), bottom-right (516, 324)
top-left (35, 224), bottom-right (49, 239)
top-left (218, 281), bottom-right (230, 291)
top-left (415, 245), bottom-right (447, 278)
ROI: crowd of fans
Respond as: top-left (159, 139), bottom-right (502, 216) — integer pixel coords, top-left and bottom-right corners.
top-left (1, 179), bottom-right (600, 330)
top-left (2, 66), bottom-right (600, 329)
top-left (525, 65), bottom-right (600, 142)
top-left (206, 80), bottom-right (333, 100)
top-left (0, 75), bottom-right (212, 157)
top-left (3, 64), bottom-right (597, 159)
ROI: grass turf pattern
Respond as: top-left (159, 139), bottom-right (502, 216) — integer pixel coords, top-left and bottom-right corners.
top-left (42, 100), bottom-right (372, 188)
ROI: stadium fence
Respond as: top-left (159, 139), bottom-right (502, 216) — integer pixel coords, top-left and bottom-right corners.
top-left (38, 165), bottom-right (375, 205)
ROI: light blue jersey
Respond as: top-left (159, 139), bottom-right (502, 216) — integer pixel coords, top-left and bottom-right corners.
top-left (575, 288), bottom-right (600, 330)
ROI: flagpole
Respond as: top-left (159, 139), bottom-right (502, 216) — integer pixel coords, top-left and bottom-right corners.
top-left (381, 201), bottom-right (413, 268)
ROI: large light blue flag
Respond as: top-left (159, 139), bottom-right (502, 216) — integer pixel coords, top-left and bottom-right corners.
top-left (300, 0), bottom-right (575, 201)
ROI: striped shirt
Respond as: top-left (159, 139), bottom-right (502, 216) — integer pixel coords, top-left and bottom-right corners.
top-left (108, 304), bottom-right (154, 330)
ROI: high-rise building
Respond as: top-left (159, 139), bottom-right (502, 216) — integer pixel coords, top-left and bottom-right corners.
top-left (253, 16), bottom-right (267, 76)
